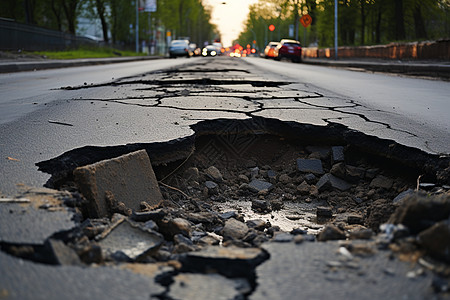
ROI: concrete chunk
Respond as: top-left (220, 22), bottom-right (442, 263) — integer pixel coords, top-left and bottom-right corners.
top-left (297, 159), bottom-right (324, 175)
top-left (98, 219), bottom-right (163, 261)
top-left (317, 173), bottom-right (352, 191)
top-left (248, 179), bottom-right (273, 193)
top-left (331, 146), bottom-right (345, 163)
top-left (74, 150), bottom-right (163, 218)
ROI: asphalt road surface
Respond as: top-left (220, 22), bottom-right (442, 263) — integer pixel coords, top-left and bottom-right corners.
top-left (0, 56), bottom-right (449, 196)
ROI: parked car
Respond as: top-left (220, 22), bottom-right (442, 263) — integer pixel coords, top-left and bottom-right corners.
top-left (274, 39), bottom-right (302, 62)
top-left (202, 45), bottom-right (218, 57)
top-left (189, 43), bottom-right (201, 56)
top-left (169, 40), bottom-right (192, 58)
top-left (264, 42), bottom-right (280, 58)
top-left (212, 42), bottom-right (223, 55)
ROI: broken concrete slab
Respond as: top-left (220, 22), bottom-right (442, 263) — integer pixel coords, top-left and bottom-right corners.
top-left (248, 179), bottom-right (273, 193)
top-left (167, 273), bottom-right (250, 300)
top-left (0, 201), bottom-right (76, 245)
top-left (316, 173), bottom-right (352, 192)
top-left (331, 146), bottom-right (345, 164)
top-left (97, 219), bottom-right (163, 261)
top-left (74, 150), bottom-right (163, 218)
top-left (0, 251), bottom-right (165, 300)
top-left (296, 158), bottom-right (324, 175)
top-left (180, 245), bottom-right (269, 279)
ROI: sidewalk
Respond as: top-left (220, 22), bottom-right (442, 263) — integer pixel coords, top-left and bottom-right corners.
top-left (0, 54), bottom-right (449, 79)
top-left (0, 55), bottom-right (162, 73)
top-left (302, 57), bottom-right (450, 79)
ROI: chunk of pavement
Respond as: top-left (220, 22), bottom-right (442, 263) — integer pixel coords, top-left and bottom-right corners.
top-left (370, 175), bottom-right (393, 189)
top-left (246, 219), bottom-right (268, 231)
top-left (267, 170), bottom-right (277, 182)
top-left (97, 219), bottom-right (163, 261)
top-left (251, 199), bottom-right (271, 213)
top-left (205, 166), bottom-right (223, 182)
top-left (417, 220), bottom-right (450, 263)
top-left (0, 202), bottom-right (76, 245)
top-left (248, 179), bottom-right (273, 193)
top-left (331, 146), bottom-right (345, 164)
top-left (252, 242), bottom-right (436, 300)
top-left (393, 189), bottom-right (415, 204)
top-left (46, 239), bottom-right (82, 266)
top-left (306, 146), bottom-right (330, 159)
top-left (205, 181), bottom-right (219, 195)
top-left (296, 159), bottom-right (324, 175)
top-left (0, 251), bottom-right (165, 300)
top-left (316, 173), bottom-right (352, 192)
top-left (316, 206), bottom-right (333, 218)
top-left (317, 225), bottom-right (346, 241)
top-left (73, 149), bottom-right (163, 218)
top-left (159, 217), bottom-right (193, 239)
top-left (167, 273), bottom-right (250, 300)
top-left (180, 246), bottom-right (269, 278)
top-left (222, 218), bottom-right (249, 240)
top-left (389, 193), bottom-right (450, 234)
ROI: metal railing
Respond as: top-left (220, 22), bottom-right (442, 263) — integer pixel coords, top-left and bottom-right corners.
top-left (0, 18), bottom-right (97, 51)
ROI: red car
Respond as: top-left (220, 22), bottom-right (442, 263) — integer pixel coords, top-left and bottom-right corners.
top-left (274, 39), bottom-right (302, 63)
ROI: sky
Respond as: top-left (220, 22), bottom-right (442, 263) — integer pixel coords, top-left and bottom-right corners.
top-left (205, 0), bottom-right (259, 47)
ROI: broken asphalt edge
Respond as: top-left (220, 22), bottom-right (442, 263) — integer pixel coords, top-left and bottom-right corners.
top-left (36, 117), bottom-right (449, 191)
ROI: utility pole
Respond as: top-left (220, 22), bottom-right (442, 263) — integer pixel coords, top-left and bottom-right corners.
top-left (136, 0), bottom-right (139, 53)
top-left (334, 0), bottom-right (338, 59)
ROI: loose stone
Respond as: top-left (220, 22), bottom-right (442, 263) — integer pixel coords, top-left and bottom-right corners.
top-left (297, 159), bottom-right (324, 175)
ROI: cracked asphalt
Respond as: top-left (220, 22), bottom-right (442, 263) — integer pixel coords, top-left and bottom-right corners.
top-left (1, 57), bottom-right (449, 299)
top-left (1, 57), bottom-right (448, 196)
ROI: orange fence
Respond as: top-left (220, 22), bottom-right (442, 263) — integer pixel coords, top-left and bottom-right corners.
top-left (302, 40), bottom-right (450, 60)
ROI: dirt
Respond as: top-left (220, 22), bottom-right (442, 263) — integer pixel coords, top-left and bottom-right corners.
top-left (154, 133), bottom-right (419, 234)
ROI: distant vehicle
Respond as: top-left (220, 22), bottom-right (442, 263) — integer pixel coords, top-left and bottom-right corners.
top-left (274, 39), bottom-right (302, 63)
top-left (168, 40), bottom-right (192, 58)
top-left (212, 42), bottom-right (223, 55)
top-left (202, 45), bottom-right (218, 57)
top-left (264, 42), bottom-right (280, 58)
top-left (189, 43), bottom-right (201, 56)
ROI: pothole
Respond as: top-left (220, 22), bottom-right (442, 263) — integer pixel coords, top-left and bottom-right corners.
top-left (4, 116), bottom-right (449, 299)
top-left (34, 117), bottom-right (449, 240)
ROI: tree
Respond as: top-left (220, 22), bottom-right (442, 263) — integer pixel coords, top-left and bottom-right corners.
top-left (62, 0), bottom-right (80, 34)
top-left (95, 0), bottom-right (109, 43)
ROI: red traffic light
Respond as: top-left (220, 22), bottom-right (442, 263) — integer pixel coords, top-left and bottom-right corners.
top-left (268, 24), bottom-right (275, 32)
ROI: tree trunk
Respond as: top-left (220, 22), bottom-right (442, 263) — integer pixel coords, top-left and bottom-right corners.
top-left (51, 0), bottom-right (62, 31)
top-left (62, 0), bottom-right (78, 34)
top-left (96, 0), bottom-right (109, 43)
top-left (23, 0), bottom-right (36, 24)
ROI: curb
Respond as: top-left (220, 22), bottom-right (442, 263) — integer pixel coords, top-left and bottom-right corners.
top-left (302, 58), bottom-right (450, 79)
top-left (0, 56), bottom-right (163, 73)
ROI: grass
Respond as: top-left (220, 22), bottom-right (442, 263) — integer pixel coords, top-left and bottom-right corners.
top-left (32, 47), bottom-right (143, 59)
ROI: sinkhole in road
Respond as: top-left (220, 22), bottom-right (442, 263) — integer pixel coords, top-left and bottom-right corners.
top-left (37, 117), bottom-right (449, 236)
